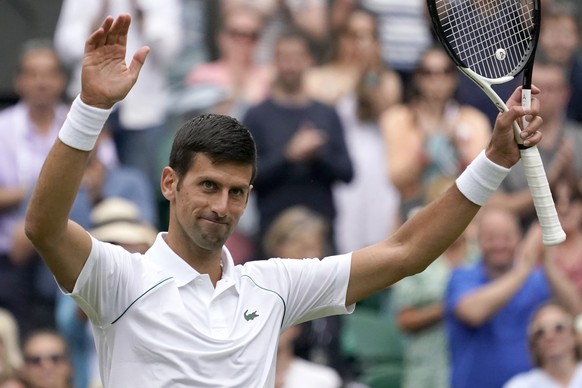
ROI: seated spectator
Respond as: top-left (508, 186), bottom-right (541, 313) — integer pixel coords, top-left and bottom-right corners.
top-left (21, 330), bottom-right (72, 388)
top-left (185, 6), bottom-right (271, 119)
top-left (263, 206), bottom-right (345, 377)
top-left (445, 207), bottom-right (582, 388)
top-left (504, 302), bottom-right (582, 388)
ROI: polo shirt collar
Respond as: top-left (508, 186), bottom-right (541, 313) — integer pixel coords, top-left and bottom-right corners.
top-left (145, 232), bottom-right (238, 291)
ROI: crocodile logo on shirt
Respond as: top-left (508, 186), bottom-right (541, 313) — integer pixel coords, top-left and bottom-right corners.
top-left (244, 309), bottom-right (259, 321)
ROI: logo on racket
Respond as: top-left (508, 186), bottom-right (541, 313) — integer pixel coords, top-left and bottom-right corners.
top-left (495, 48), bottom-right (507, 61)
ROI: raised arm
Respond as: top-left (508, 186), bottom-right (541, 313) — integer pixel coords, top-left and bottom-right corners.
top-left (346, 87), bottom-right (543, 306)
top-left (25, 14), bottom-right (148, 292)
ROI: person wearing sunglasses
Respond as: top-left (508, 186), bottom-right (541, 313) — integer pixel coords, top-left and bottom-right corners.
top-left (21, 330), bottom-right (71, 388)
top-left (504, 302), bottom-right (582, 388)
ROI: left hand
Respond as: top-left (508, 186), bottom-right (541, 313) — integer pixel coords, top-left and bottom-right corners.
top-left (486, 86), bottom-right (543, 168)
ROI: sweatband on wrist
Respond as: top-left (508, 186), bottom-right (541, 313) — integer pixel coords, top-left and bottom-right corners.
top-left (58, 95), bottom-right (112, 151)
top-left (455, 150), bottom-right (510, 206)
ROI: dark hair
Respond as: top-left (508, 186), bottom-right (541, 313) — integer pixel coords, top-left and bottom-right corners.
top-left (169, 114), bottom-right (257, 183)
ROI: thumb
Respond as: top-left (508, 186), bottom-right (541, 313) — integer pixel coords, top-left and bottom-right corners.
top-left (128, 46), bottom-right (150, 80)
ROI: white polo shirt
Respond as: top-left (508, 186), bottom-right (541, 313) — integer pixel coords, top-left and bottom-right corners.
top-left (67, 233), bottom-right (353, 387)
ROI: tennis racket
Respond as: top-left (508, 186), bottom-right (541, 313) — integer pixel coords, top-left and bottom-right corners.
top-left (427, 0), bottom-right (566, 245)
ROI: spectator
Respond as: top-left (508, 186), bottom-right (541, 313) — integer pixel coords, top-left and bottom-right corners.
top-left (54, 0), bottom-right (183, 185)
top-left (538, 3), bottom-right (582, 124)
top-left (381, 46), bottom-right (490, 225)
top-left (391, 177), bottom-right (480, 388)
top-left (0, 40), bottom-right (68, 335)
top-left (331, 0), bottom-right (434, 91)
top-left (445, 207), bottom-right (582, 388)
top-left (307, 7), bottom-right (402, 252)
top-left (489, 61), bottom-right (582, 231)
top-left (243, 30), bottom-right (353, 253)
top-left (503, 302), bottom-right (582, 388)
top-left (21, 330), bottom-right (72, 388)
top-left (221, 0), bottom-right (330, 64)
top-left (262, 206), bottom-right (345, 377)
top-left (185, 6), bottom-right (271, 119)
top-left (305, 7), bottom-right (402, 108)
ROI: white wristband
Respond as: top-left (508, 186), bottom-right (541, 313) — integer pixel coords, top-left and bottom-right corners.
top-left (58, 95), bottom-right (112, 151)
top-left (456, 150), bottom-right (510, 206)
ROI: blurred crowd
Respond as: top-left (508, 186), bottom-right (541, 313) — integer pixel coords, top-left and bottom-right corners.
top-left (0, 0), bottom-right (582, 387)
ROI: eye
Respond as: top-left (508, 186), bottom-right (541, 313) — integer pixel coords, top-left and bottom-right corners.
top-left (230, 187), bottom-right (246, 197)
top-left (201, 180), bottom-right (217, 190)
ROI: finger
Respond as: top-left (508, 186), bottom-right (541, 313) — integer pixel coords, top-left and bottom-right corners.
top-left (505, 86), bottom-right (524, 109)
top-left (128, 46), bottom-right (150, 81)
top-left (496, 104), bottom-right (526, 129)
top-left (105, 14), bottom-right (126, 46)
top-left (117, 14), bottom-right (132, 46)
top-left (86, 16), bottom-right (114, 50)
top-left (97, 16), bottom-right (114, 48)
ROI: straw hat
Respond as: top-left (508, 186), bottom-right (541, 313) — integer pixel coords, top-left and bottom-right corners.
top-left (89, 197), bottom-right (157, 246)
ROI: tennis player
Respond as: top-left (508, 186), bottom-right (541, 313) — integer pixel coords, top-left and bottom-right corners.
top-left (24, 14), bottom-right (543, 387)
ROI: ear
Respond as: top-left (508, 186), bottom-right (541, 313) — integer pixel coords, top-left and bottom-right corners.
top-left (161, 167), bottom-right (178, 201)
top-left (245, 185), bottom-right (253, 205)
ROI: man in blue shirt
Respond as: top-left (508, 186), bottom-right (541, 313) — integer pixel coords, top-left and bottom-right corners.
top-left (445, 207), bottom-right (581, 388)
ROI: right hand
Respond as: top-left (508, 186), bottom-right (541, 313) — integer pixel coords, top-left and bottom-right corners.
top-left (80, 14), bottom-right (150, 109)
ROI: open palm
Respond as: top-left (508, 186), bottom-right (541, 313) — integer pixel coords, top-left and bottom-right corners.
top-left (80, 14), bottom-right (149, 109)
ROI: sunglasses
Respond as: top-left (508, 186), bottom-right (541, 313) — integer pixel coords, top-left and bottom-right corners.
top-left (24, 353), bottom-right (68, 366)
top-left (418, 67), bottom-right (455, 76)
top-left (531, 322), bottom-right (570, 341)
top-left (224, 28), bottom-right (259, 42)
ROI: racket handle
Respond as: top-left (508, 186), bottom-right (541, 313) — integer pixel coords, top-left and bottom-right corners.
top-left (520, 146), bottom-right (566, 245)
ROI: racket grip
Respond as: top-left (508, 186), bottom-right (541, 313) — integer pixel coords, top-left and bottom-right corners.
top-left (520, 146), bottom-right (566, 245)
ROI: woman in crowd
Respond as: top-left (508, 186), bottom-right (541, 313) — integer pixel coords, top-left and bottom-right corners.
top-left (504, 302), bottom-right (582, 387)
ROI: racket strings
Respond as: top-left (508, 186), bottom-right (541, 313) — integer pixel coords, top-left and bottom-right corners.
top-left (436, 0), bottom-right (535, 78)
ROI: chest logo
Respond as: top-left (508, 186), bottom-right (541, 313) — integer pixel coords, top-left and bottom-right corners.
top-left (244, 309), bottom-right (259, 321)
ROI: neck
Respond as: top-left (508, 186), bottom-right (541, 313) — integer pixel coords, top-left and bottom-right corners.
top-left (163, 229), bottom-right (223, 287)
top-left (271, 85), bottom-right (310, 106)
top-left (543, 355), bottom-right (578, 384)
top-left (27, 103), bottom-right (56, 134)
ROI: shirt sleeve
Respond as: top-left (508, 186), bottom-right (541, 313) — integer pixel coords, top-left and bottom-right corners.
top-left (245, 253), bottom-right (355, 330)
top-left (64, 236), bottom-right (161, 328)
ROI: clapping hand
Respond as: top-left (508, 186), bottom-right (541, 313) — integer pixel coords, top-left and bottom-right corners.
top-left (80, 14), bottom-right (150, 109)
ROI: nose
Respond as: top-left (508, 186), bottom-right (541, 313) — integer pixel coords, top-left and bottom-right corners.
top-left (209, 190), bottom-right (229, 218)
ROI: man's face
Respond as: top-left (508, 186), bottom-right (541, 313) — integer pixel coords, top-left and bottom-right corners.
top-left (163, 153), bottom-right (253, 253)
top-left (15, 49), bottom-right (65, 109)
top-left (274, 38), bottom-right (312, 94)
top-left (478, 210), bottom-right (521, 273)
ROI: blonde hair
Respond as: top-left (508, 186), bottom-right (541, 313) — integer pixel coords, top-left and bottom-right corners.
top-left (262, 206), bottom-right (328, 258)
top-left (0, 309), bottom-right (23, 378)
